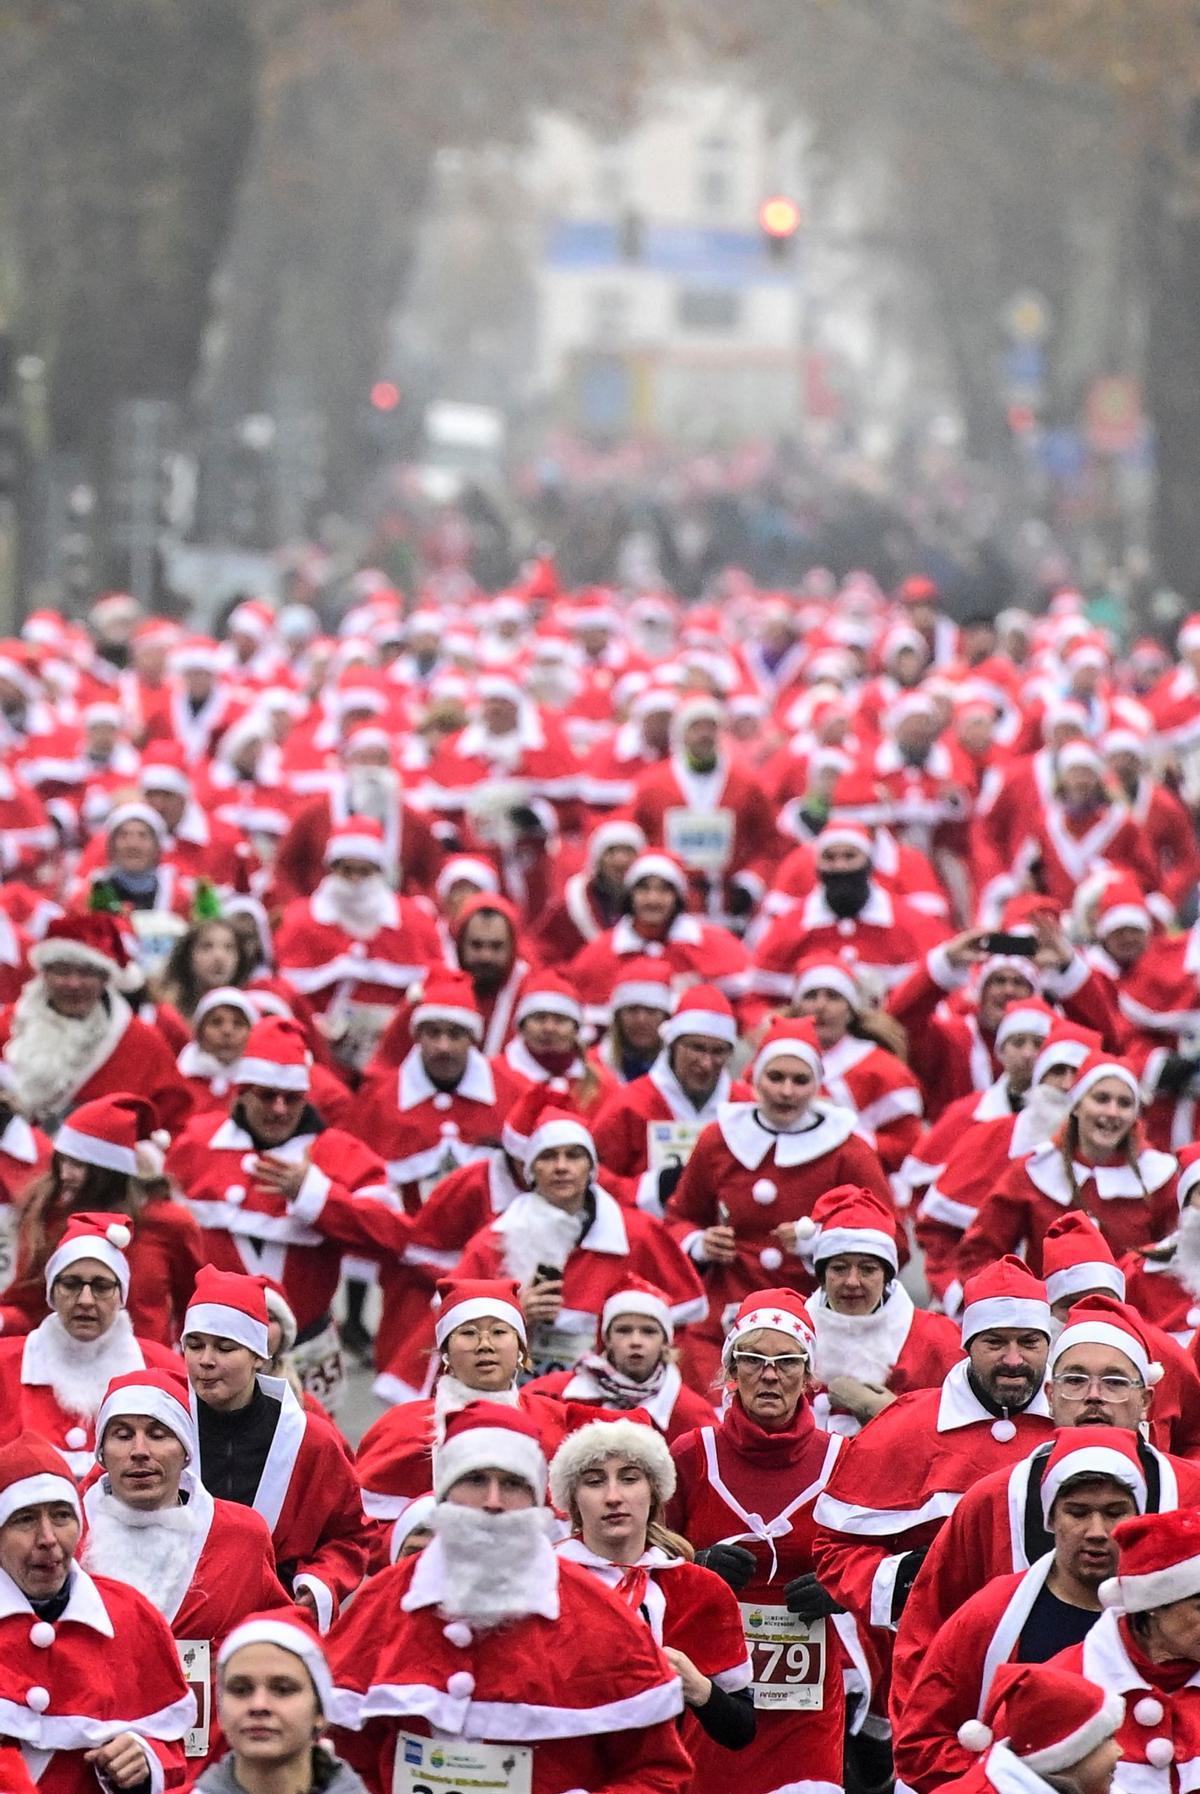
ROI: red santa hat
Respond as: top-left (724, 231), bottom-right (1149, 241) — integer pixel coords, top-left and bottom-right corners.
top-left (1031, 1020), bottom-right (1103, 1087)
top-left (515, 971), bottom-right (583, 1029)
top-left (44, 1210), bottom-right (133, 1300)
top-left (624, 852), bottom-right (688, 898)
top-left (610, 958), bottom-right (675, 1017)
top-left (0, 1431), bottom-right (81, 1531)
top-left (601, 1274), bottom-right (674, 1342)
top-left (323, 814), bottom-right (388, 868)
top-left (228, 599), bottom-right (275, 641)
top-left (585, 820), bottom-right (647, 870)
top-left (753, 1018), bottom-right (823, 1082)
top-left (193, 985), bottom-right (258, 1031)
top-left (341, 722), bottom-right (391, 758)
top-left (53, 1092), bottom-right (156, 1181)
top-left (104, 800), bottom-right (166, 843)
top-left (1039, 1425), bottom-right (1146, 1524)
top-left (1177, 1142), bottom-right (1200, 1210)
top-left (434, 1401), bottom-right (547, 1502)
top-left (1057, 740), bottom-right (1106, 778)
top-left (673, 692), bottom-right (725, 735)
top-left (1067, 1051), bottom-right (1140, 1113)
top-left (958, 1661), bottom-right (1124, 1773)
top-left (81, 700), bottom-right (123, 729)
top-left (1100, 1507), bottom-right (1200, 1618)
top-left (659, 983), bottom-right (736, 1047)
top-left (1041, 1212), bottom-right (1126, 1306)
top-left (434, 1277), bottom-right (527, 1349)
top-left (994, 998), bottom-right (1056, 1052)
top-left (501, 1081), bottom-right (580, 1164)
top-left (523, 1109), bottom-right (597, 1179)
top-left (218, 1613), bottom-right (335, 1715)
top-left (1094, 879), bottom-right (1152, 939)
top-left (234, 1015), bottom-right (313, 1093)
top-left (184, 1266), bottom-right (270, 1359)
top-left (897, 575), bottom-right (939, 608)
top-left (549, 1412), bottom-right (676, 1515)
top-left (815, 819), bottom-right (875, 862)
top-left (793, 956), bottom-right (862, 1011)
top-left (802, 1185), bottom-right (899, 1274)
top-left (96, 1366), bottom-right (198, 1466)
top-left (171, 635), bottom-right (221, 675)
top-left (961, 1256), bottom-right (1052, 1344)
top-left (138, 741), bottom-right (192, 798)
top-left (722, 1288), bottom-right (815, 1370)
top-left (1049, 1293), bottom-right (1163, 1389)
top-left (30, 912), bottom-right (128, 981)
top-left (410, 966), bottom-right (483, 1042)
top-left (434, 856), bottom-right (500, 903)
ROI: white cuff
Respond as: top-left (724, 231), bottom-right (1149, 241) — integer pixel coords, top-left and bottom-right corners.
top-left (293, 1571), bottom-right (335, 1633)
top-left (869, 1552), bottom-right (905, 1630)
top-left (635, 1168), bottom-right (664, 1216)
top-left (290, 1161), bottom-right (332, 1224)
top-left (733, 871), bottom-right (765, 900)
top-left (926, 943), bottom-right (967, 993)
top-left (1041, 952), bottom-right (1089, 999)
top-left (683, 1230), bottom-right (707, 1263)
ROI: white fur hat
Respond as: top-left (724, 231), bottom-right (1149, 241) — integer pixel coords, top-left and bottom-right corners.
top-left (549, 1416), bottom-right (676, 1514)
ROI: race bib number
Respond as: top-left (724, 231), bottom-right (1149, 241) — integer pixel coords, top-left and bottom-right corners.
top-left (663, 806), bottom-right (735, 872)
top-left (291, 1323), bottom-right (346, 1412)
top-left (740, 1604), bottom-right (825, 1711)
top-left (646, 1119), bottom-right (703, 1172)
top-left (394, 1733), bottom-right (532, 1794)
top-left (177, 1639), bottom-right (211, 1757)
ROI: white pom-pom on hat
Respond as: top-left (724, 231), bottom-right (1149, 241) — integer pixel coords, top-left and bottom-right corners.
top-left (1134, 1698), bottom-right (1164, 1727)
top-left (1146, 1738), bottom-right (1175, 1769)
top-left (795, 1215), bottom-right (818, 1239)
top-left (106, 1223), bottom-right (132, 1249)
top-left (26, 1686), bottom-right (50, 1713)
top-left (957, 1720), bottom-right (993, 1753)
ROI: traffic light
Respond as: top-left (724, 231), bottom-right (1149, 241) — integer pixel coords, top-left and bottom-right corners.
top-left (759, 196), bottom-right (801, 263)
top-left (370, 381), bottom-right (401, 412)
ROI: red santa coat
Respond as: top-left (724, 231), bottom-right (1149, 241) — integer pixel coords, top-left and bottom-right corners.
top-left (531, 868), bottom-right (625, 964)
top-left (498, 1035), bottom-right (618, 1120)
top-left (420, 708), bottom-right (582, 823)
top-left (0, 762), bottom-right (56, 876)
top-left (0, 995), bottom-right (194, 1134)
top-left (0, 903), bottom-right (31, 1007)
top-left (523, 1362), bottom-right (716, 1444)
top-left (452, 1185), bottom-right (707, 1373)
top-left (762, 830), bottom-right (950, 928)
top-left (668, 1401), bottom-right (869, 1794)
top-left (0, 1318), bottom-right (179, 1475)
top-left (165, 1110), bottom-right (407, 1335)
top-left (0, 1109), bottom-right (51, 1236)
top-left (915, 1099), bottom-right (1034, 1303)
top-left (272, 785), bottom-right (446, 905)
top-left (325, 1542), bottom-right (691, 1794)
top-left (664, 1101), bottom-right (893, 1387)
top-left (72, 800), bottom-right (249, 894)
top-left (891, 1437), bottom-right (1200, 1717)
top-left (590, 1057), bottom-right (752, 1212)
top-left (894, 1079), bottom-right (1016, 1216)
top-left (749, 885), bottom-right (943, 1023)
top-left (817, 1033), bottom-right (924, 1176)
top-left (1015, 798), bottom-right (1160, 910)
top-left (1129, 776), bottom-right (1200, 914)
top-left (274, 885), bottom-right (441, 1015)
top-left (805, 1283), bottom-right (963, 1437)
top-left (570, 914), bottom-right (751, 1030)
top-left (0, 1564), bottom-right (193, 1794)
top-left (629, 753), bottom-right (782, 910)
top-left (1050, 1609), bottom-right (1200, 1794)
top-left (956, 1138), bottom-right (1180, 1282)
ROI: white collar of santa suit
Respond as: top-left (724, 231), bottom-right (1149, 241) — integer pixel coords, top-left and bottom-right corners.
top-left (309, 878), bottom-right (400, 930)
top-left (819, 1034), bottom-right (877, 1081)
top-left (0, 1111), bottom-right (40, 1164)
top-left (401, 1527), bottom-right (560, 1622)
top-left (555, 1538), bottom-right (677, 1641)
top-left (717, 1097), bottom-right (858, 1171)
top-left (561, 1357), bottom-right (684, 1431)
top-left (1023, 1138), bottom-right (1177, 1203)
top-left (186, 1373), bottom-right (307, 1535)
top-left (1042, 799), bottom-right (1128, 885)
top-left (176, 1040), bottom-right (235, 1085)
top-left (503, 1035), bottom-right (585, 1085)
top-left (801, 884), bottom-right (895, 930)
top-left (649, 1053), bottom-right (732, 1121)
top-left (495, 1185), bottom-right (629, 1257)
top-left (972, 1076), bottom-right (1014, 1122)
top-left (82, 1470), bottom-right (216, 1625)
top-left (0, 1561), bottom-right (115, 1637)
top-left (936, 1357), bottom-right (1051, 1434)
top-left (809, 1281), bottom-right (915, 1389)
top-left (1082, 1602), bottom-right (1200, 1696)
top-left (398, 1044), bottom-right (496, 1111)
top-left (458, 705), bottom-right (546, 758)
top-left (171, 799), bottom-right (211, 847)
top-left (668, 751), bottom-right (728, 811)
top-left (611, 914), bottom-right (704, 954)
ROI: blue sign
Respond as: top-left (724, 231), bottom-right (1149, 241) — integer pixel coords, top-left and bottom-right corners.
top-left (545, 218), bottom-right (797, 285)
top-left (1003, 344), bottom-right (1046, 389)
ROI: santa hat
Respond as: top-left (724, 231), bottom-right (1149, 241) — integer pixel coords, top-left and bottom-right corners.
top-left (138, 742), bottom-right (192, 798)
top-left (793, 956), bottom-right (861, 1012)
top-left (523, 1109), bottom-right (596, 1179)
top-left (673, 693), bottom-right (725, 737)
top-left (1057, 741), bottom-right (1106, 778)
top-left (391, 1495), bottom-right (438, 1564)
top-left (601, 1275), bottom-right (674, 1342)
top-left (1049, 1293), bottom-right (1163, 1389)
top-left (0, 1432), bottom-right (81, 1531)
top-left (44, 1211), bottom-right (133, 1300)
top-left (1094, 879), bottom-right (1152, 939)
top-left (1177, 1142), bottom-right (1200, 1210)
top-left (104, 800), bottom-right (166, 843)
top-left (1067, 1052), bottom-right (1140, 1113)
top-left (192, 986), bottom-right (258, 1031)
top-left (410, 966), bottom-right (483, 1042)
top-left (218, 1614), bottom-right (335, 1714)
top-left (659, 983), bottom-right (736, 1047)
top-left (610, 958), bottom-right (675, 1018)
top-left (434, 1401), bottom-right (547, 1502)
top-left (515, 972), bottom-right (583, 1029)
top-left (960, 1256), bottom-right (1051, 1344)
top-left (1042, 1213), bottom-right (1126, 1306)
top-left (81, 701), bottom-right (123, 729)
top-left (753, 1018), bottom-right (823, 1082)
top-left (171, 636), bottom-right (221, 675)
top-left (434, 1277), bottom-right (527, 1349)
top-left (476, 673), bottom-right (525, 708)
top-left (958, 1661), bottom-right (1124, 1773)
top-left (815, 819), bottom-right (875, 862)
top-left (449, 892), bottom-right (520, 948)
top-left (96, 1367), bottom-right (198, 1466)
top-left (722, 1289), bottom-right (814, 1370)
top-left (624, 852), bottom-right (688, 898)
top-left (341, 722), bottom-right (391, 757)
top-left (501, 1082), bottom-right (580, 1164)
top-left (234, 1015), bottom-right (313, 1093)
top-left (324, 815), bottom-right (388, 868)
top-left (1102, 728), bottom-right (1149, 761)
top-left (435, 856), bottom-right (499, 903)
top-left (1100, 1507), bottom-right (1200, 1617)
top-left (184, 1266), bottom-right (270, 1359)
top-left (1031, 1021), bottom-right (1102, 1087)
top-left (53, 1093), bottom-right (156, 1181)
top-left (549, 1413), bottom-right (676, 1515)
top-left (802, 1185), bottom-right (899, 1274)
top-left (994, 998), bottom-right (1056, 1052)
top-left (897, 575), bottom-right (939, 608)
top-left (978, 952), bottom-right (1040, 993)
top-left (1039, 1425), bottom-right (1146, 1524)
top-left (257, 1277), bottom-right (298, 1354)
top-left (585, 820), bottom-right (647, 869)
top-left (30, 912), bottom-right (128, 981)
top-left (228, 600), bottom-right (275, 641)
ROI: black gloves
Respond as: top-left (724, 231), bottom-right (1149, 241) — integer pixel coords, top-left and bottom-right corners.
top-left (695, 1544), bottom-right (756, 1591)
top-left (784, 1572), bottom-right (844, 1621)
top-left (890, 1546), bottom-right (930, 1620)
top-left (656, 1162), bottom-right (685, 1206)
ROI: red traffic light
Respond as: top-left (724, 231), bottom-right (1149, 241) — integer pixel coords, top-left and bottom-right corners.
top-left (370, 381), bottom-right (401, 412)
top-left (759, 196), bottom-right (801, 239)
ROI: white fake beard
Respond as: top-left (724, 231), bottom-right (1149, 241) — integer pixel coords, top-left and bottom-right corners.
top-left (498, 1194), bottom-right (583, 1289)
top-left (1021, 1083), bottom-right (1073, 1144)
top-left (346, 765), bottom-right (398, 824)
top-left (432, 1502), bottom-right (558, 1629)
top-left (80, 1488), bottom-right (197, 1617)
top-left (6, 980), bottom-right (117, 1122)
top-left (1173, 1205), bottom-right (1200, 1299)
top-left (34, 1311), bottom-right (143, 1419)
top-left (319, 873), bottom-right (392, 938)
top-left (433, 1374), bottom-right (520, 1443)
top-left (810, 1290), bottom-right (909, 1388)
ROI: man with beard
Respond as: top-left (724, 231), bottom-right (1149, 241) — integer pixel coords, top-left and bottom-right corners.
top-left (274, 817), bottom-right (441, 1077)
top-left (0, 913), bottom-right (191, 1133)
top-left (326, 1402), bottom-right (692, 1794)
top-left (891, 1295), bottom-right (1200, 1715)
top-left (80, 1367), bottom-right (291, 1772)
top-left (448, 892), bottom-right (533, 1055)
top-left (272, 724), bottom-right (445, 904)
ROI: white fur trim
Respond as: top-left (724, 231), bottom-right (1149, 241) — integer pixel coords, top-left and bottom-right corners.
top-left (96, 1384), bottom-right (197, 1465)
top-left (754, 1036), bottom-right (823, 1078)
top-left (523, 1117), bottom-right (596, 1175)
top-left (233, 1054), bottom-right (311, 1092)
top-left (0, 1470), bottom-right (81, 1530)
top-left (794, 963), bottom-right (860, 1008)
top-left (995, 1006), bottom-right (1053, 1050)
top-left (961, 1297), bottom-right (1051, 1342)
top-left (1022, 1689), bottom-right (1125, 1773)
top-left (516, 988), bottom-right (583, 1025)
top-left (411, 1002), bottom-right (484, 1041)
top-left (324, 831), bottom-right (387, 867)
top-left (1045, 1262), bottom-right (1125, 1305)
top-left (612, 980), bottom-right (674, 1014)
top-left (182, 1301), bottom-right (268, 1358)
top-left (1051, 1318), bottom-right (1160, 1387)
top-left (29, 939), bottom-right (118, 979)
top-left (548, 1417), bottom-right (676, 1512)
top-left (813, 1225), bottom-right (898, 1273)
top-left (626, 853), bottom-right (687, 896)
top-left (44, 1233), bottom-right (130, 1299)
top-left (1041, 1446), bottom-right (1146, 1522)
top-left (52, 1123), bottom-right (137, 1178)
top-left (602, 1288), bottom-right (672, 1341)
top-left (660, 1007), bottom-right (736, 1045)
top-left (434, 1426), bottom-right (547, 1501)
top-left (1069, 1062), bottom-right (1140, 1112)
top-left (219, 1615), bottom-right (335, 1708)
top-left (435, 1295), bottom-right (527, 1349)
